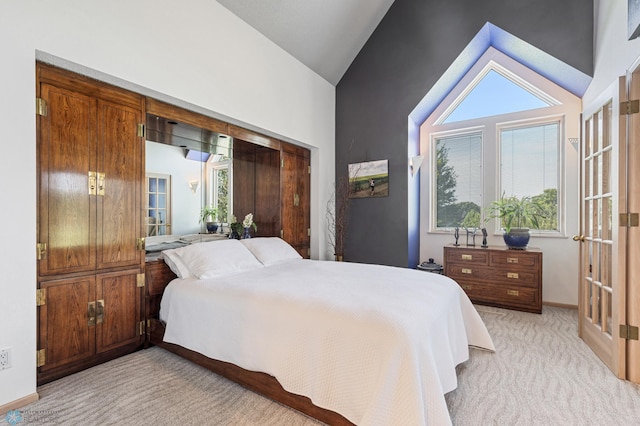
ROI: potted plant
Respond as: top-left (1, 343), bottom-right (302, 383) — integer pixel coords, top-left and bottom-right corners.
top-left (227, 213), bottom-right (257, 239)
top-left (487, 194), bottom-right (544, 249)
top-left (241, 213), bottom-right (258, 239)
top-left (199, 205), bottom-right (219, 233)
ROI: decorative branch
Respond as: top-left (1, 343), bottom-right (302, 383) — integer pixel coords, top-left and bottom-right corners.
top-left (326, 172), bottom-right (351, 259)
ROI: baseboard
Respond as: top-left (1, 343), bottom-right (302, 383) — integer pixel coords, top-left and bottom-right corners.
top-left (543, 301), bottom-right (578, 309)
top-left (0, 393), bottom-right (39, 416)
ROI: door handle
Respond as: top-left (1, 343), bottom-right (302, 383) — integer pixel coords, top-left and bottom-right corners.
top-left (572, 235), bottom-right (585, 242)
top-left (88, 301), bottom-right (96, 326)
top-left (96, 299), bottom-right (105, 324)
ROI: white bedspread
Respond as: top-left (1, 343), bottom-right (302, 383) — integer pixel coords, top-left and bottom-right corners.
top-left (160, 259), bottom-right (494, 425)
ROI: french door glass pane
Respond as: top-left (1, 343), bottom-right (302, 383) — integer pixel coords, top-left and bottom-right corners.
top-left (596, 285), bottom-right (602, 326)
top-left (588, 279), bottom-right (593, 317)
top-left (585, 157), bottom-right (591, 197)
top-left (603, 102), bottom-right (612, 148)
top-left (593, 154), bottom-right (600, 197)
top-left (592, 199), bottom-right (599, 239)
top-left (595, 111), bottom-right (601, 152)
top-left (606, 289), bottom-right (612, 336)
top-left (603, 150), bottom-right (611, 194)
top-left (602, 195), bottom-right (612, 241)
top-left (602, 243), bottom-right (612, 288)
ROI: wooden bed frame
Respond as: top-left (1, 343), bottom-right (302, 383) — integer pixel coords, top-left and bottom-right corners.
top-left (144, 259), bottom-right (353, 425)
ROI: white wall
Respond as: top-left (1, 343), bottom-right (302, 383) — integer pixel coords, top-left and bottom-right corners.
top-left (584, 1), bottom-right (640, 105)
top-left (0, 0), bottom-right (335, 408)
top-left (146, 141), bottom-right (203, 236)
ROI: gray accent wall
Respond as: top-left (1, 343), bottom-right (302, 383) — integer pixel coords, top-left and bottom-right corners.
top-left (336, 0), bottom-right (593, 267)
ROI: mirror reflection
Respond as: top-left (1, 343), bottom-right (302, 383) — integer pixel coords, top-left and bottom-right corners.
top-left (144, 114), bottom-right (233, 258)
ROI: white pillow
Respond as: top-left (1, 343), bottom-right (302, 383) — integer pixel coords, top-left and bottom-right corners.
top-left (177, 239), bottom-right (263, 279)
top-left (241, 237), bottom-right (302, 266)
top-left (160, 246), bottom-right (193, 279)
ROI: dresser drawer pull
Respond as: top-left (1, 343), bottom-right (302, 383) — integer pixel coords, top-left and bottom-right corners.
top-left (461, 268), bottom-right (472, 274)
top-left (507, 290), bottom-right (520, 296)
top-left (507, 257), bottom-right (519, 264)
top-left (507, 272), bottom-right (519, 279)
top-left (461, 254), bottom-right (473, 260)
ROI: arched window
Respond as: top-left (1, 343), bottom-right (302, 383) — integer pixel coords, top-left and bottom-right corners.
top-left (421, 47), bottom-right (581, 235)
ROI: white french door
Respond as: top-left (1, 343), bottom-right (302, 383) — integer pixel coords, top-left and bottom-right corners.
top-left (623, 62), bottom-right (640, 382)
top-left (579, 80), bottom-right (622, 375)
top-left (579, 65), bottom-right (640, 382)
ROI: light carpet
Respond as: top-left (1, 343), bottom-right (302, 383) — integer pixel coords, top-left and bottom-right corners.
top-left (19, 306), bottom-right (640, 425)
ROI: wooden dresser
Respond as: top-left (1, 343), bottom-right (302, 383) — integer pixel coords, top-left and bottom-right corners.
top-left (443, 245), bottom-right (542, 313)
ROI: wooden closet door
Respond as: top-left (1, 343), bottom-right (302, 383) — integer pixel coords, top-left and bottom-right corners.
top-left (96, 99), bottom-right (144, 270)
top-left (281, 146), bottom-right (310, 257)
top-left (95, 269), bottom-right (143, 354)
top-left (38, 84), bottom-right (97, 276)
top-left (38, 276), bottom-right (96, 372)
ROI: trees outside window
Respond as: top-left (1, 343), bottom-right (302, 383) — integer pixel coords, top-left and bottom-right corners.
top-left (500, 121), bottom-right (560, 232)
top-left (433, 132), bottom-right (482, 229)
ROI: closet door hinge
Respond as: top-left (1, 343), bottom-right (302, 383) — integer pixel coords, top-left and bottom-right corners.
top-left (137, 123), bottom-right (146, 138)
top-left (619, 213), bottom-right (639, 227)
top-left (36, 349), bottom-right (46, 368)
top-left (281, 159), bottom-right (284, 168)
top-left (308, 165), bottom-right (311, 174)
top-left (280, 230), bottom-right (284, 238)
top-left (620, 324), bottom-right (639, 340)
top-left (137, 237), bottom-right (146, 251)
top-left (36, 97), bottom-right (48, 116)
top-left (36, 288), bottom-right (46, 307)
top-left (137, 273), bottom-right (145, 288)
top-left (621, 100), bottom-right (640, 115)
top-left (138, 321), bottom-right (145, 336)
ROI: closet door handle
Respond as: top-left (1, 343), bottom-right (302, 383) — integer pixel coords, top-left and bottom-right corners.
top-left (96, 299), bottom-right (104, 324)
top-left (88, 301), bottom-right (96, 326)
top-left (97, 172), bottom-right (105, 196)
top-left (88, 171), bottom-right (97, 195)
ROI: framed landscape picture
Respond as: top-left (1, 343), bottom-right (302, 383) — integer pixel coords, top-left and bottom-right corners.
top-left (348, 159), bottom-right (389, 198)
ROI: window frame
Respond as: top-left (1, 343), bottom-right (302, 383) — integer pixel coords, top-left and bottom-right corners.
top-left (145, 172), bottom-right (172, 237)
top-left (206, 159), bottom-right (232, 225)
top-left (429, 126), bottom-right (485, 232)
top-left (428, 115), bottom-right (567, 237)
top-left (495, 115), bottom-right (565, 236)
top-left (421, 46), bottom-right (580, 243)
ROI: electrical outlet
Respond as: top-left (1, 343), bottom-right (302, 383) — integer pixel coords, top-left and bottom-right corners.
top-left (0, 348), bottom-right (11, 370)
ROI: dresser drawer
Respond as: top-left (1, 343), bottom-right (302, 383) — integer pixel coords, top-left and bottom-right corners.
top-left (445, 248), bottom-right (489, 265)
top-left (489, 251), bottom-right (539, 268)
top-left (445, 264), bottom-right (490, 280)
top-left (457, 281), bottom-right (539, 310)
top-left (487, 269), bottom-right (538, 288)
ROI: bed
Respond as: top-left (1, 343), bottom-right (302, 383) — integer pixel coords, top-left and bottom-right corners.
top-left (146, 237), bottom-right (494, 425)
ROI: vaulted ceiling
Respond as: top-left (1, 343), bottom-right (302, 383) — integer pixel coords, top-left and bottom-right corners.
top-left (216, 0), bottom-right (396, 85)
